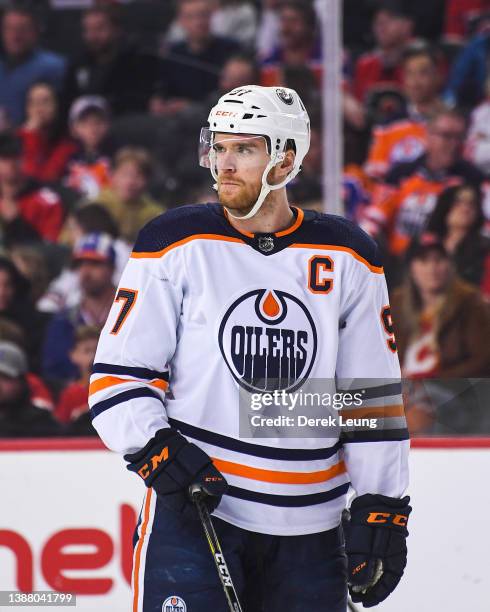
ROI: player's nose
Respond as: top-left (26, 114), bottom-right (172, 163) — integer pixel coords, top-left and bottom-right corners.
top-left (217, 151), bottom-right (237, 172)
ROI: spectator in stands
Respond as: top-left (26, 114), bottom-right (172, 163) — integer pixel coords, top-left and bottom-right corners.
top-left (150, 53), bottom-right (259, 116)
top-left (365, 45), bottom-right (445, 179)
top-left (42, 233), bottom-right (116, 387)
top-left (63, 5), bottom-right (162, 116)
top-left (0, 257), bottom-right (50, 374)
top-left (444, 0), bottom-right (488, 43)
top-left (0, 318), bottom-right (54, 413)
top-left (10, 245), bottom-right (50, 304)
top-left (464, 75), bottom-right (490, 174)
top-left (163, 0), bottom-right (241, 105)
top-left (260, 0), bottom-right (321, 88)
top-left (391, 233), bottom-right (490, 378)
top-left (65, 96), bottom-right (112, 199)
top-left (361, 109), bottom-right (484, 263)
top-left (353, 1), bottom-right (415, 103)
top-left (444, 13), bottom-right (490, 108)
top-left (38, 204), bottom-right (130, 314)
top-left (426, 184), bottom-right (490, 296)
top-left (218, 54), bottom-right (260, 95)
top-left (288, 116), bottom-right (322, 208)
top-left (0, 341), bottom-right (61, 437)
top-left (56, 325), bottom-right (99, 425)
top-left (210, 0), bottom-right (258, 49)
top-left (17, 81), bottom-right (76, 184)
top-left (0, 5), bottom-right (66, 126)
top-left (256, 0), bottom-right (281, 61)
top-left (97, 147), bottom-right (163, 244)
top-left (0, 132), bottom-right (64, 244)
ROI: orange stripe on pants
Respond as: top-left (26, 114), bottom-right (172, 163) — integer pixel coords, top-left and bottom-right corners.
top-left (132, 488), bottom-right (153, 612)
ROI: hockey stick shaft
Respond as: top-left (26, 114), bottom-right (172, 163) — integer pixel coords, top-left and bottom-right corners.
top-left (190, 485), bottom-right (243, 612)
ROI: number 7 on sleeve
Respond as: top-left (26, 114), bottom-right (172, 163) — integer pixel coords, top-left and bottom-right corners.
top-left (110, 288), bottom-right (138, 335)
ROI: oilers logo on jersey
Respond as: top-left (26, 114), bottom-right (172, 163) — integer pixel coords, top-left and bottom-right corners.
top-left (218, 288), bottom-right (317, 393)
top-left (162, 595), bottom-right (186, 612)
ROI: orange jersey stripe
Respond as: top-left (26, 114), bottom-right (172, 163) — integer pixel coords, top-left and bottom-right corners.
top-left (276, 207), bottom-right (304, 237)
top-left (224, 206), bottom-right (305, 239)
top-left (132, 488), bottom-right (152, 612)
top-left (289, 243), bottom-right (384, 274)
top-left (89, 375), bottom-right (168, 397)
top-left (340, 404), bottom-right (405, 419)
top-left (211, 457), bottom-right (346, 485)
top-left (130, 234), bottom-right (245, 259)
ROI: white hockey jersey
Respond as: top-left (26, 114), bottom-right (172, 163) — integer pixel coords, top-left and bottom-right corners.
top-left (89, 204), bottom-right (409, 536)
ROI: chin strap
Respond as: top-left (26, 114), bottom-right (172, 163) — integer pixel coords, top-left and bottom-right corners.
top-left (211, 151), bottom-right (299, 221)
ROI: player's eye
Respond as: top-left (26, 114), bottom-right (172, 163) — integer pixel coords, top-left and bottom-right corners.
top-left (237, 144), bottom-right (252, 154)
top-left (213, 144), bottom-right (226, 154)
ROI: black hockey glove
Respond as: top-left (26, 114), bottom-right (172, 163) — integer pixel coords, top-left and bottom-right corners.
top-left (343, 493), bottom-right (411, 608)
top-left (124, 428), bottom-right (228, 519)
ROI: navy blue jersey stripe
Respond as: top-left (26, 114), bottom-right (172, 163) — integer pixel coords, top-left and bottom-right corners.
top-left (92, 362), bottom-right (169, 382)
top-left (169, 417), bottom-right (342, 461)
top-left (91, 387), bottom-right (163, 418)
top-left (341, 428), bottom-right (409, 443)
top-left (226, 482), bottom-right (350, 507)
top-left (132, 204), bottom-right (229, 254)
top-left (339, 382), bottom-right (403, 400)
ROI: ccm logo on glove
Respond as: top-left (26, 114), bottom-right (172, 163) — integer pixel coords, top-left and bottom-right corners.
top-left (124, 427), bottom-right (228, 519)
top-left (137, 447), bottom-right (169, 479)
top-left (367, 512), bottom-right (408, 526)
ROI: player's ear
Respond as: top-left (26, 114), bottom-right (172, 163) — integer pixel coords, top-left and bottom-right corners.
top-left (280, 150), bottom-right (295, 176)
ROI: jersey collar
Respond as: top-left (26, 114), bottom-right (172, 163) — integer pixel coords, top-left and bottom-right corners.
top-left (219, 206), bottom-right (305, 255)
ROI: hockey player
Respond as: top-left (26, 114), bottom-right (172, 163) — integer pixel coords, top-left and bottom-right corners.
top-left (89, 85), bottom-right (411, 611)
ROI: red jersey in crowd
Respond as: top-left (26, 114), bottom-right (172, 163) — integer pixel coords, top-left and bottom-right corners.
top-left (26, 373), bottom-right (55, 412)
top-left (353, 50), bottom-right (404, 102)
top-left (56, 381), bottom-right (89, 424)
top-left (13, 182), bottom-right (64, 242)
top-left (444, 0), bottom-right (490, 40)
top-left (17, 128), bottom-right (77, 184)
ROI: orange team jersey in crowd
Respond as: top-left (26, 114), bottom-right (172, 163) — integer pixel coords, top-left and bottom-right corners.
top-left (65, 157), bottom-right (111, 199)
top-left (362, 158), bottom-right (483, 256)
top-left (365, 119), bottom-right (428, 179)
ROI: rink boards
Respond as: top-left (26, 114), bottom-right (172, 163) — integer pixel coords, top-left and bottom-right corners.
top-left (0, 438), bottom-right (488, 612)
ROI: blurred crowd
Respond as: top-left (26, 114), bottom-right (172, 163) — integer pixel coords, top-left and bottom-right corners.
top-left (0, 0), bottom-right (488, 439)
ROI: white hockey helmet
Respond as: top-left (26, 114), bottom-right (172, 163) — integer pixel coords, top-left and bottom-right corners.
top-left (200, 85), bottom-right (310, 220)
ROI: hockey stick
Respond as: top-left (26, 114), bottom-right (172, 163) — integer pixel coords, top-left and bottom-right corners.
top-left (189, 484), bottom-right (243, 612)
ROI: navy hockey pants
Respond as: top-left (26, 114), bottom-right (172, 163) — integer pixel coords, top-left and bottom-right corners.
top-left (132, 490), bottom-right (347, 612)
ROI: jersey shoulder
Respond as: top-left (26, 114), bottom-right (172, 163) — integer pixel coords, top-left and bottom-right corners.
top-left (302, 212), bottom-right (382, 269)
top-left (132, 203), bottom-right (224, 254)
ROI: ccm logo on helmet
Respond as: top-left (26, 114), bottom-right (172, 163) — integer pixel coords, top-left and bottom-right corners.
top-left (367, 512), bottom-right (409, 526)
top-left (215, 110), bottom-right (239, 117)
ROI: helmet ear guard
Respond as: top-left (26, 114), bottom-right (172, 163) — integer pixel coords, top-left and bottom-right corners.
top-left (200, 85), bottom-right (310, 220)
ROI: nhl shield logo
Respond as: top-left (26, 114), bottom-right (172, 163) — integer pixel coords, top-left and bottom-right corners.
top-left (162, 595), bottom-right (186, 612)
top-left (218, 289), bottom-right (317, 392)
top-left (258, 236), bottom-right (274, 253)
top-left (276, 88), bottom-right (294, 105)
